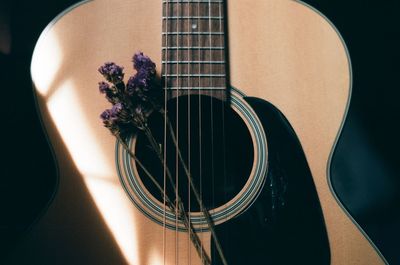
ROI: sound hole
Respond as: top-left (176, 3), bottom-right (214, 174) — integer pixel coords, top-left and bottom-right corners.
top-left (136, 95), bottom-right (254, 212)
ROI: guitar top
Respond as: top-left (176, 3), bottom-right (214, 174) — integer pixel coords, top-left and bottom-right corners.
top-left (6, 0), bottom-right (387, 264)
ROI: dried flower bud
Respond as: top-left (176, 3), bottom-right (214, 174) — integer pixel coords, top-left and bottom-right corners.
top-left (100, 109), bottom-right (120, 135)
top-left (98, 81), bottom-right (111, 94)
top-left (111, 102), bottom-right (123, 115)
top-left (132, 52), bottom-right (156, 75)
top-left (111, 102), bottom-right (130, 123)
top-left (98, 62), bottom-right (124, 84)
top-left (126, 70), bottom-right (150, 99)
top-left (100, 109), bottom-right (112, 121)
top-left (98, 52), bottom-right (161, 135)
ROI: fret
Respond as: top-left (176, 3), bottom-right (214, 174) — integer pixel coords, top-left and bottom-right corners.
top-left (163, 19), bottom-right (223, 32)
top-left (162, 47), bottom-right (224, 50)
top-left (163, 76), bottom-right (226, 88)
top-left (162, 0), bottom-right (227, 97)
top-left (164, 87), bottom-right (226, 90)
top-left (163, 1), bottom-right (223, 3)
top-left (163, 35), bottom-right (224, 47)
top-left (162, 60), bottom-right (225, 63)
top-left (163, 74), bottom-right (225, 77)
top-left (162, 32), bottom-right (223, 35)
top-left (162, 63), bottom-right (225, 75)
top-left (163, 16), bottom-right (223, 20)
top-left (163, 50), bottom-right (224, 61)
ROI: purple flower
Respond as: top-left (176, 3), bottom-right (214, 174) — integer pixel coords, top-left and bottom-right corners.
top-left (98, 81), bottom-right (111, 94)
top-left (110, 102), bottom-right (123, 118)
top-left (101, 105), bottom-right (124, 123)
top-left (98, 62), bottom-right (124, 83)
top-left (100, 109), bottom-right (112, 121)
top-left (126, 70), bottom-right (150, 97)
top-left (100, 109), bottom-right (121, 135)
top-left (132, 52), bottom-right (156, 74)
top-left (110, 102), bottom-right (131, 123)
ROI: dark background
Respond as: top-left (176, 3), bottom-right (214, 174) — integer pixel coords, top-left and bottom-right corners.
top-left (0, 0), bottom-right (399, 264)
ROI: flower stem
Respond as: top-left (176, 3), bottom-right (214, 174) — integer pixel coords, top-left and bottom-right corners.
top-left (118, 134), bottom-right (211, 265)
top-left (116, 136), bottom-right (175, 211)
top-left (164, 115), bottom-right (228, 265)
top-left (143, 104), bottom-right (227, 265)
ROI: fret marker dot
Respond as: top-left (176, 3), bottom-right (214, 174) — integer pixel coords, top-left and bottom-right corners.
top-left (192, 24), bottom-right (197, 30)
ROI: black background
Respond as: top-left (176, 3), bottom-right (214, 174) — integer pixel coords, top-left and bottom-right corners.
top-left (0, 0), bottom-right (399, 264)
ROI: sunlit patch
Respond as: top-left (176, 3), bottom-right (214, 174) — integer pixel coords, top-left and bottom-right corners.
top-left (31, 29), bottom-right (63, 96)
top-left (47, 80), bottom-right (113, 179)
top-left (147, 248), bottom-right (163, 265)
top-left (85, 177), bottom-right (139, 265)
top-left (47, 79), bottom-right (144, 263)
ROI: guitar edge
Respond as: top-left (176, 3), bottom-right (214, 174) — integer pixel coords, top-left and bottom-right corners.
top-left (228, 1), bottom-right (386, 264)
top-left (18, 0), bottom-right (387, 265)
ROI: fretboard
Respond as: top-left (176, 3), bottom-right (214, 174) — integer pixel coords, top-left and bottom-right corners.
top-left (162, 0), bottom-right (227, 99)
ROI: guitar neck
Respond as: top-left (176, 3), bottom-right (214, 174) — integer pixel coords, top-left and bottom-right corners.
top-left (162, 0), bottom-right (228, 100)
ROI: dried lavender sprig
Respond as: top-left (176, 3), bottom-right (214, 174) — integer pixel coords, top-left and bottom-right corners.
top-left (98, 62), bottom-right (124, 84)
top-left (98, 81), bottom-right (111, 94)
top-left (132, 52), bottom-right (156, 74)
top-left (98, 53), bottom-right (217, 265)
top-left (126, 53), bottom-right (160, 104)
top-left (100, 102), bottom-right (212, 265)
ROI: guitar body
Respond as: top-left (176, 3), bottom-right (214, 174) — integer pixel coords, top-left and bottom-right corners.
top-left (16, 0), bottom-right (384, 264)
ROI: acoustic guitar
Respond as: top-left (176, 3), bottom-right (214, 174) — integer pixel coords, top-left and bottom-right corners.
top-left (22, 0), bottom-right (386, 264)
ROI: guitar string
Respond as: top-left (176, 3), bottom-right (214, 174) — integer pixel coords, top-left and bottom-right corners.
top-left (196, 0), bottom-right (203, 262)
top-left (218, 1), bottom-right (230, 253)
top-left (187, 1), bottom-right (192, 264)
top-left (218, 0), bottom-right (228, 260)
top-left (165, 2), bottom-right (228, 264)
top-left (176, 1), bottom-right (180, 264)
top-left (207, 0), bottom-right (216, 261)
top-left (163, 1), bottom-right (169, 264)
